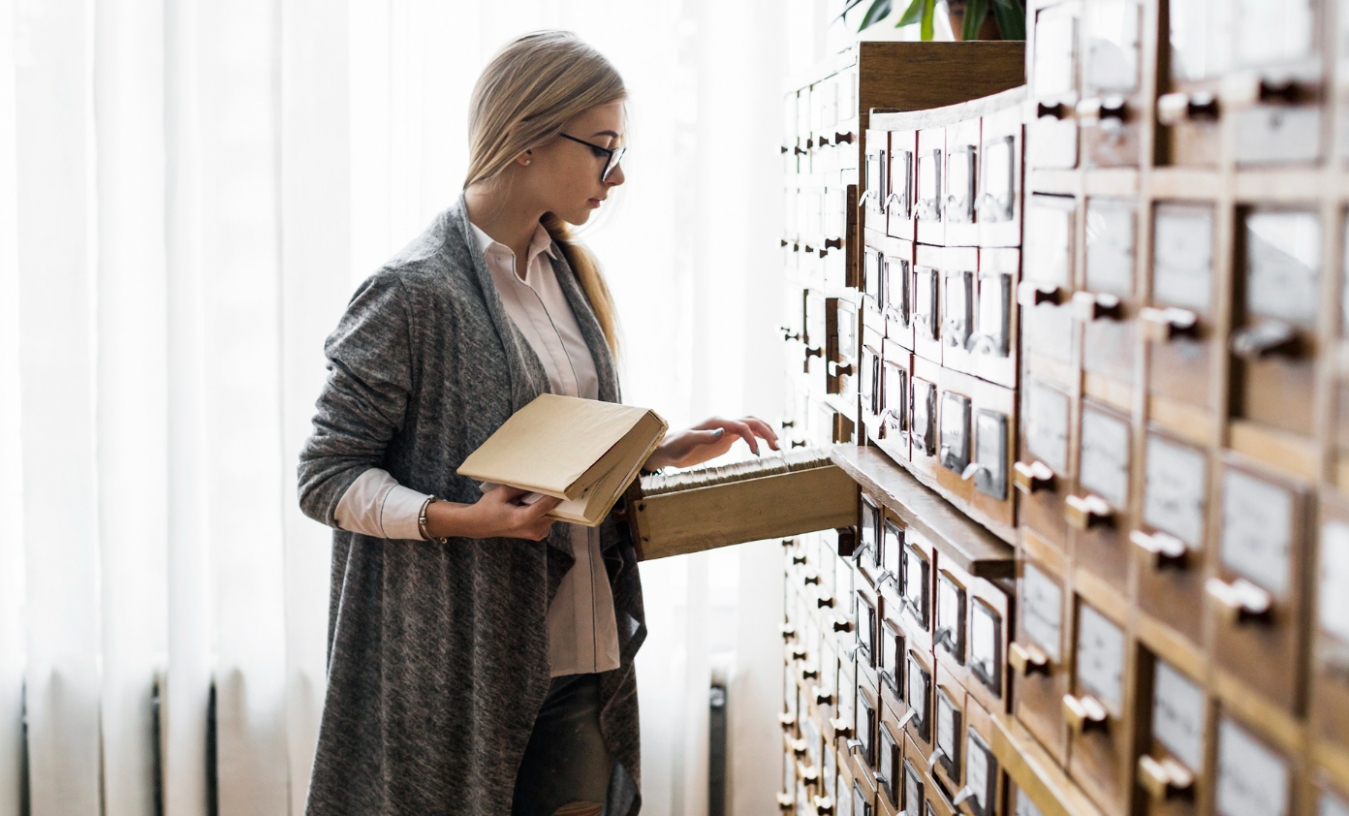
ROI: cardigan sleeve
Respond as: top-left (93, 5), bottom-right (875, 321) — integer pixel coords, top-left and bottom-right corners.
top-left (298, 271), bottom-right (418, 528)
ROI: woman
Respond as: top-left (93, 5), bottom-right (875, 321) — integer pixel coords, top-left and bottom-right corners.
top-left (297, 30), bottom-right (778, 816)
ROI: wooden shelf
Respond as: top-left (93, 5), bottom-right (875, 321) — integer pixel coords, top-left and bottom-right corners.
top-left (829, 444), bottom-right (1015, 579)
top-left (990, 713), bottom-right (1105, 816)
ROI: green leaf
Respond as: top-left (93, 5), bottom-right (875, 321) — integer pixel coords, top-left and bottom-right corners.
top-left (858, 0), bottom-right (894, 31)
top-left (962, 0), bottom-right (989, 40)
top-left (990, 0), bottom-right (1025, 39)
top-left (896, 0), bottom-right (925, 27)
top-left (835, 0), bottom-right (867, 22)
top-left (920, 0), bottom-right (935, 40)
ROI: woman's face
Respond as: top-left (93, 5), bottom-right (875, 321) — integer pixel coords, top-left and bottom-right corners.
top-left (523, 101), bottom-right (626, 225)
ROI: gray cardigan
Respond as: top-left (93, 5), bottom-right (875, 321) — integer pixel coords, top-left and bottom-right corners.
top-left (297, 196), bottom-right (645, 816)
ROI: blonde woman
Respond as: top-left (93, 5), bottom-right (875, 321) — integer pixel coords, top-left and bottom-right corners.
top-left (298, 31), bottom-right (777, 816)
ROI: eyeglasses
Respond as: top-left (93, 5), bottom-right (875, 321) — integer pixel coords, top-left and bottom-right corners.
top-left (559, 133), bottom-right (626, 183)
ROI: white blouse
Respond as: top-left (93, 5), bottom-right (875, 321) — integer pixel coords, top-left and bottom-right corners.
top-left (332, 220), bottom-right (621, 677)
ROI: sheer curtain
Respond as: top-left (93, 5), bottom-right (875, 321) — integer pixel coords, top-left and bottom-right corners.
top-left (0, 0), bottom-right (822, 813)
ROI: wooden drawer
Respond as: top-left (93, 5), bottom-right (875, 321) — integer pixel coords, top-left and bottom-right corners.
top-left (863, 242), bottom-right (886, 332)
top-left (879, 616), bottom-right (907, 718)
top-left (933, 371), bottom-right (1017, 539)
top-left (916, 128), bottom-right (946, 246)
top-left (1065, 595), bottom-right (1134, 815)
top-left (860, 492), bottom-right (885, 585)
top-left (943, 247), bottom-right (980, 375)
top-left (877, 341), bottom-right (913, 464)
top-left (879, 510), bottom-right (906, 609)
top-left (936, 560), bottom-right (973, 679)
top-left (1069, 399), bottom-right (1134, 594)
top-left (1208, 455), bottom-right (1312, 714)
top-left (1312, 491), bottom-right (1349, 751)
top-left (1229, 207), bottom-right (1322, 442)
top-left (865, 131), bottom-right (888, 228)
top-left (888, 130), bottom-right (916, 242)
top-left (979, 102), bottom-right (1022, 249)
top-left (1213, 710), bottom-right (1303, 816)
top-left (945, 116), bottom-right (981, 248)
top-left (974, 248), bottom-right (1020, 390)
top-left (1136, 649), bottom-right (1208, 816)
top-left (828, 297), bottom-right (861, 405)
top-left (915, 246), bottom-right (945, 364)
top-left (885, 240), bottom-right (915, 349)
top-left (1017, 378), bottom-right (1078, 552)
top-left (967, 577), bottom-right (1013, 717)
top-left (822, 743), bottom-right (842, 815)
top-left (900, 530), bottom-right (937, 652)
top-left (858, 581), bottom-right (883, 676)
top-left (1135, 429), bottom-right (1211, 647)
top-left (1079, 198), bottom-right (1140, 391)
top-left (904, 732), bottom-right (952, 816)
top-left (906, 646), bottom-right (937, 756)
top-left (1020, 194), bottom-right (1080, 385)
top-left (817, 637), bottom-right (841, 740)
top-left (1078, 0), bottom-right (1143, 167)
top-left (857, 683), bottom-right (884, 781)
top-left (878, 707), bottom-right (906, 812)
top-left (863, 327), bottom-right (885, 445)
top-left (1146, 202), bottom-right (1218, 426)
top-left (1012, 537), bottom-right (1072, 766)
top-left (912, 357), bottom-right (944, 478)
top-left (838, 656), bottom-right (859, 748)
top-left (932, 665), bottom-right (969, 796)
top-left (960, 698), bottom-right (1007, 816)
top-left (806, 287), bottom-right (830, 394)
top-left (1026, 2), bottom-right (1081, 170)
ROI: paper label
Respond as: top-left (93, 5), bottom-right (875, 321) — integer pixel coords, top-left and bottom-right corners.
top-left (1143, 435), bottom-right (1208, 547)
top-left (971, 599), bottom-right (1002, 692)
top-left (1076, 603), bottom-right (1125, 711)
top-left (977, 273), bottom-right (1011, 357)
top-left (1169, 0), bottom-right (1232, 80)
top-left (1034, 12), bottom-right (1078, 97)
top-left (883, 364), bottom-right (908, 437)
top-left (917, 149), bottom-right (942, 221)
top-left (1216, 718), bottom-right (1290, 816)
top-left (890, 149), bottom-right (913, 220)
top-left (1319, 521), bottom-right (1349, 642)
top-left (1022, 564), bottom-right (1063, 661)
top-left (939, 391), bottom-right (971, 473)
top-left (1235, 0), bottom-right (1313, 67)
top-left (1085, 1), bottom-right (1141, 92)
top-left (886, 256), bottom-right (911, 322)
top-left (1027, 380), bottom-right (1071, 475)
top-left (1086, 198), bottom-right (1136, 296)
top-left (1153, 660), bottom-right (1206, 771)
top-left (1221, 469), bottom-right (1294, 599)
top-left (905, 545), bottom-right (930, 627)
top-left (967, 731), bottom-right (995, 815)
top-left (944, 270), bottom-right (973, 347)
top-left (937, 574), bottom-right (966, 661)
top-left (1027, 302), bottom-right (1076, 363)
top-left (1080, 407), bottom-right (1130, 508)
top-left (861, 497), bottom-right (879, 563)
top-left (937, 691), bottom-right (960, 766)
top-left (974, 410), bottom-right (1009, 500)
top-left (913, 378), bottom-right (936, 456)
top-left (908, 655), bottom-right (931, 734)
top-left (1234, 107), bottom-right (1323, 166)
top-left (946, 147), bottom-right (976, 223)
top-left (1025, 195), bottom-right (1075, 286)
top-left (905, 763), bottom-right (924, 816)
top-left (981, 136), bottom-right (1015, 223)
top-left (867, 151), bottom-right (885, 214)
top-left (915, 267), bottom-right (938, 338)
top-left (883, 520), bottom-right (903, 578)
top-left (881, 622), bottom-right (901, 685)
top-left (1244, 210), bottom-right (1321, 325)
top-left (1153, 204), bottom-right (1214, 311)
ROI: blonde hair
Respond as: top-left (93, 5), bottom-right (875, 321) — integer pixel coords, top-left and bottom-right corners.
top-left (465, 31), bottom-right (623, 355)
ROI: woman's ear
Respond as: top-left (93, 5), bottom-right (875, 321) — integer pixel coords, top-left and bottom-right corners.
top-left (517, 149), bottom-right (532, 167)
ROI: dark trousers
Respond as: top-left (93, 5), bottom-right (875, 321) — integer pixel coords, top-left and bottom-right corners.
top-left (511, 673), bottom-right (614, 816)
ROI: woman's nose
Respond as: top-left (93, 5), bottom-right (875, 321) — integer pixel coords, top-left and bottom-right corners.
top-left (607, 163), bottom-right (625, 187)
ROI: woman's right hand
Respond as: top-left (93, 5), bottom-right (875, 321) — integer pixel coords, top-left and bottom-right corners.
top-left (425, 486), bottom-right (562, 541)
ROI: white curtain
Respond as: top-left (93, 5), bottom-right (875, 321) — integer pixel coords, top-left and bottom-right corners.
top-left (0, 0), bottom-right (858, 813)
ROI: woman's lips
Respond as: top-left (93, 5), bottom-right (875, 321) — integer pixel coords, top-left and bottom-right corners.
top-left (588, 198), bottom-right (603, 208)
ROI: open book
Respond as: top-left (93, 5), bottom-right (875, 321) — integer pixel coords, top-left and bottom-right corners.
top-left (457, 394), bottom-right (668, 526)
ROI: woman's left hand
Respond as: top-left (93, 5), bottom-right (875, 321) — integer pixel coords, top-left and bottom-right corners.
top-left (645, 415), bottom-right (781, 471)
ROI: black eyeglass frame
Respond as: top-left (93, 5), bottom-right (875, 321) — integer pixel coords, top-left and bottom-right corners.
top-left (559, 132), bottom-right (627, 183)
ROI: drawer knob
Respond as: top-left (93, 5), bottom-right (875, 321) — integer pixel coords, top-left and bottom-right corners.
top-left (780, 624), bottom-right (797, 641)
top-left (1071, 290), bottom-right (1123, 321)
top-left (830, 718), bottom-right (854, 738)
top-left (790, 646), bottom-right (809, 661)
top-left (1207, 577), bottom-right (1274, 624)
top-left (817, 595), bottom-right (836, 609)
top-left (1131, 530), bottom-right (1188, 570)
top-left (1008, 642), bottom-right (1051, 676)
top-left (1065, 494), bottom-right (1114, 530)
top-left (1075, 96), bottom-right (1127, 124)
top-left (795, 146), bottom-right (808, 156)
top-left (805, 346), bottom-right (824, 359)
top-left (825, 237), bottom-right (843, 249)
top-left (1139, 754), bottom-right (1195, 801)
top-left (1017, 280), bottom-right (1066, 307)
top-left (1140, 306), bottom-right (1200, 341)
top-left (1157, 91), bottom-right (1219, 125)
top-left (791, 738), bottom-right (809, 757)
top-left (1231, 320), bottom-right (1300, 360)
top-left (817, 134), bottom-right (832, 147)
top-left (803, 572), bottom-right (821, 585)
top-left (828, 361), bottom-right (854, 378)
top-left (813, 795), bottom-right (835, 815)
top-left (781, 537), bottom-right (797, 548)
top-left (1258, 78), bottom-right (1305, 105)
top-left (1036, 100), bottom-right (1069, 120)
top-left (1063, 694), bottom-right (1110, 733)
top-left (814, 689), bottom-right (834, 706)
top-left (778, 711), bottom-right (797, 729)
top-left (792, 554), bottom-right (808, 565)
top-left (776, 792), bottom-right (794, 811)
top-left (780, 145), bottom-right (790, 154)
top-left (800, 666), bottom-right (820, 681)
top-left (832, 617), bottom-right (855, 634)
top-left (781, 420), bottom-right (796, 428)
top-left (791, 440), bottom-right (809, 449)
top-left (834, 132), bottom-right (855, 144)
top-left (1013, 461), bottom-right (1055, 494)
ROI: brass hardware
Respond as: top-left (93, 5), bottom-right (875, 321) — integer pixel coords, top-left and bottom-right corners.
top-left (1063, 694), bottom-right (1110, 734)
top-left (1207, 577), bottom-right (1274, 624)
top-left (1231, 320), bottom-right (1300, 360)
top-left (1139, 755), bottom-right (1195, 801)
top-left (1017, 280), bottom-right (1066, 307)
top-left (1071, 290), bottom-right (1123, 321)
top-left (1065, 494), bottom-right (1114, 530)
top-left (1131, 529), bottom-right (1188, 570)
top-left (1008, 642), bottom-right (1050, 676)
top-left (1140, 306), bottom-right (1200, 341)
top-left (1013, 461), bottom-right (1055, 494)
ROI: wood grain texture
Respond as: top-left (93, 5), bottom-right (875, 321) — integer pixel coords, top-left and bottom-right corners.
top-left (991, 713), bottom-right (1107, 816)
top-left (830, 445), bottom-right (1015, 578)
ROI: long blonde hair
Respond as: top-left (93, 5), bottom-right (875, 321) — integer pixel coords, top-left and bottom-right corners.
top-left (465, 31), bottom-right (623, 355)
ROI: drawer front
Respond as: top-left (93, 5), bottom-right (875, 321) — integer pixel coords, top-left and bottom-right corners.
top-left (1080, 198), bottom-right (1140, 387)
top-left (1079, 0), bottom-right (1143, 167)
top-left (888, 130), bottom-right (916, 242)
top-left (1027, 2), bottom-right (1082, 170)
top-left (942, 251), bottom-right (979, 375)
top-left (1138, 652), bottom-right (1207, 816)
top-left (1313, 493), bottom-right (1349, 750)
top-left (945, 117), bottom-right (981, 248)
top-left (878, 343), bottom-right (913, 464)
top-left (932, 669), bottom-right (967, 795)
top-left (1018, 378), bottom-right (1077, 551)
top-left (1065, 599), bottom-right (1133, 813)
top-left (1147, 203), bottom-right (1218, 416)
top-left (1135, 431), bottom-right (1210, 645)
top-left (916, 129), bottom-right (946, 246)
top-left (1013, 556), bottom-right (1071, 765)
top-left (1021, 194), bottom-right (1080, 381)
top-left (974, 248), bottom-right (1020, 389)
top-left (979, 104), bottom-right (1022, 249)
top-left (905, 647), bottom-right (936, 754)
top-left (886, 242), bottom-right (915, 348)
top-left (1214, 714), bottom-right (1297, 816)
top-left (1070, 400), bottom-right (1133, 593)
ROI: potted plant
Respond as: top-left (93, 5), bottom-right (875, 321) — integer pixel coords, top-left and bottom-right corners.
top-left (844, 0), bottom-right (1026, 41)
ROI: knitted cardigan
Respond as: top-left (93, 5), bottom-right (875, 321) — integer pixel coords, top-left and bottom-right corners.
top-left (297, 195), bottom-right (645, 816)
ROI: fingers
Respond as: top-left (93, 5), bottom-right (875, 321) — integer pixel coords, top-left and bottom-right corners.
top-left (491, 485), bottom-right (531, 503)
top-left (718, 419), bottom-right (758, 454)
top-left (741, 416), bottom-right (781, 451)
